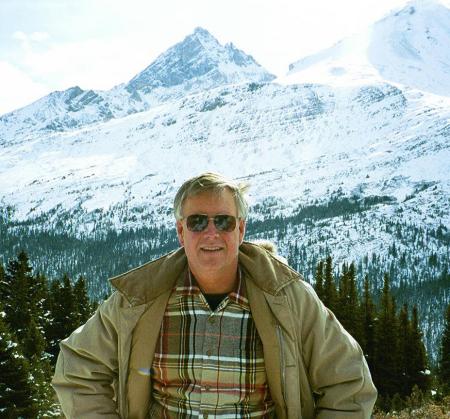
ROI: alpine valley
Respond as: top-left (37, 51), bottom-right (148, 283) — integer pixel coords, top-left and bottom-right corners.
top-left (1, 1), bottom-right (449, 361)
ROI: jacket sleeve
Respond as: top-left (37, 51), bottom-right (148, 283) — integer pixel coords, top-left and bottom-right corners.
top-left (52, 293), bottom-right (121, 418)
top-left (294, 282), bottom-right (377, 418)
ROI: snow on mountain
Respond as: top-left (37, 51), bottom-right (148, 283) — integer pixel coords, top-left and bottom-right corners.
top-left (0, 2), bottom-right (449, 358)
top-left (126, 27), bottom-right (275, 93)
top-left (0, 1), bottom-right (449, 251)
top-left (1, 80), bottom-right (448, 232)
top-left (0, 86), bottom-right (121, 141)
top-left (284, 0), bottom-right (450, 96)
top-left (0, 27), bottom-right (274, 140)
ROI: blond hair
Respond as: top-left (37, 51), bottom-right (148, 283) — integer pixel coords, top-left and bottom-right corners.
top-left (173, 172), bottom-right (249, 220)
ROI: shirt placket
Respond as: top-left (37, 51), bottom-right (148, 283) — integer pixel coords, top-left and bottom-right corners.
top-left (196, 294), bottom-right (228, 417)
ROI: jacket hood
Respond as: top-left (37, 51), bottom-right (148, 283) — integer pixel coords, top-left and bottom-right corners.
top-left (110, 241), bottom-right (300, 306)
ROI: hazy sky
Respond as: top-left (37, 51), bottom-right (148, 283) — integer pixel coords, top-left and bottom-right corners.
top-left (0, 0), bottom-right (444, 115)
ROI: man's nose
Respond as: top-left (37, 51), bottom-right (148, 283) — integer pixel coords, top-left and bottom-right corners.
top-left (203, 218), bottom-right (219, 234)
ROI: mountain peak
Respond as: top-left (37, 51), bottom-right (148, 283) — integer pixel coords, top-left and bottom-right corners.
top-left (193, 26), bottom-right (211, 35)
top-left (184, 26), bottom-right (222, 50)
top-left (393, 0), bottom-right (444, 15)
top-left (285, 0), bottom-right (450, 96)
top-left (126, 27), bottom-right (275, 93)
top-left (192, 26), bottom-right (215, 38)
top-left (368, 0), bottom-right (450, 94)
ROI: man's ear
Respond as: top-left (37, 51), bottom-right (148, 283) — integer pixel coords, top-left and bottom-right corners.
top-left (176, 220), bottom-right (185, 247)
top-left (238, 219), bottom-right (246, 245)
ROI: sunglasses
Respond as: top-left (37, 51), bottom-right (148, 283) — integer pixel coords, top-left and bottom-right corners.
top-left (184, 214), bottom-right (238, 232)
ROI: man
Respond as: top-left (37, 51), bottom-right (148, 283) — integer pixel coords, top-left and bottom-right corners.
top-left (52, 172), bottom-right (377, 418)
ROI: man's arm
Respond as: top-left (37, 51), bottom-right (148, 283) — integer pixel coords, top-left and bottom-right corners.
top-left (52, 293), bottom-right (121, 418)
top-left (294, 282), bottom-right (377, 418)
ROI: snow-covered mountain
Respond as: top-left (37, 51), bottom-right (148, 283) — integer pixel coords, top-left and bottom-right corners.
top-left (1, 80), bottom-right (449, 229)
top-left (1, 1), bottom-right (449, 358)
top-left (0, 27), bottom-right (274, 138)
top-left (284, 0), bottom-right (450, 96)
top-left (126, 27), bottom-right (275, 93)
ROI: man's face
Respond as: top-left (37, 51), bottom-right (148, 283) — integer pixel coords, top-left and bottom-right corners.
top-left (176, 189), bottom-right (245, 283)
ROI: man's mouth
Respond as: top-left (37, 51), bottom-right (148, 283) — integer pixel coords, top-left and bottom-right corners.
top-left (201, 246), bottom-right (223, 252)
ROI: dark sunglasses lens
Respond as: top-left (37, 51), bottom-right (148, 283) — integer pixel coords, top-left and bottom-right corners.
top-left (185, 215), bottom-right (237, 232)
top-left (214, 215), bottom-right (236, 232)
top-left (186, 215), bottom-right (208, 231)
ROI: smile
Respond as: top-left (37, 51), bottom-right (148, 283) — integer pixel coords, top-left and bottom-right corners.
top-left (201, 246), bottom-right (223, 252)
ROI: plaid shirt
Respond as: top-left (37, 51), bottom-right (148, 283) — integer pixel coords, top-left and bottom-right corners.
top-left (149, 268), bottom-right (275, 418)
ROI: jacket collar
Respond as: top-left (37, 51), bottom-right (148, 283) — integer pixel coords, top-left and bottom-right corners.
top-left (110, 241), bottom-right (300, 306)
top-left (110, 247), bottom-right (187, 306)
top-left (238, 241), bottom-right (300, 294)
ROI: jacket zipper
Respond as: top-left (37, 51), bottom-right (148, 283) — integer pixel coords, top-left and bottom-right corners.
top-left (275, 324), bottom-right (287, 403)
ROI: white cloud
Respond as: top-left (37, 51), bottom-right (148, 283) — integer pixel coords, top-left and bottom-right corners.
top-left (29, 32), bottom-right (50, 42)
top-left (12, 30), bottom-right (51, 52)
top-left (0, 61), bottom-right (50, 115)
top-left (20, 37), bottom-right (158, 91)
top-left (12, 31), bottom-right (27, 42)
top-left (12, 31), bottom-right (50, 43)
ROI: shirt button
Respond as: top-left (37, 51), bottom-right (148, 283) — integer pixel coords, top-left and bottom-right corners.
top-left (203, 413), bottom-right (208, 419)
top-left (206, 349), bottom-right (212, 356)
top-left (204, 385), bottom-right (211, 391)
top-left (208, 316), bottom-right (216, 324)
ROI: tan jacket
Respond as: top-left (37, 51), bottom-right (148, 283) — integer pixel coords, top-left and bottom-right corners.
top-left (52, 242), bottom-right (377, 418)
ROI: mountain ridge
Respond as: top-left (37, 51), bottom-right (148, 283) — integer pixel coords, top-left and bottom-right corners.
top-left (0, 1), bottom-right (449, 360)
top-left (125, 27), bottom-right (273, 93)
top-left (284, 0), bottom-right (450, 96)
top-left (0, 27), bottom-right (274, 135)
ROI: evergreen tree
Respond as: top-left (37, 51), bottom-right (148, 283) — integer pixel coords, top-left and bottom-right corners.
top-left (439, 303), bottom-right (450, 394)
top-left (2, 253), bottom-right (49, 362)
top-left (21, 317), bottom-right (47, 361)
top-left (323, 255), bottom-right (337, 312)
top-left (0, 263), bottom-right (5, 290)
top-left (397, 304), bottom-right (411, 397)
top-left (407, 306), bottom-right (429, 393)
top-left (314, 260), bottom-right (324, 301)
top-left (347, 263), bottom-right (363, 344)
top-left (46, 274), bottom-right (79, 362)
top-left (46, 280), bottom-right (63, 362)
top-left (59, 274), bottom-right (79, 332)
top-left (361, 275), bottom-right (375, 366)
top-left (337, 262), bottom-right (362, 344)
top-left (73, 275), bottom-right (93, 324)
top-left (336, 262), bottom-right (349, 321)
top-left (25, 274), bottom-right (49, 361)
top-left (0, 253), bottom-right (89, 416)
top-left (28, 354), bottom-right (60, 417)
top-left (2, 253), bottom-right (49, 360)
top-left (31, 272), bottom-right (51, 332)
top-left (1, 251), bottom-right (33, 344)
top-left (373, 273), bottom-right (400, 398)
top-left (1, 253), bottom-right (56, 417)
top-left (0, 310), bottom-right (39, 418)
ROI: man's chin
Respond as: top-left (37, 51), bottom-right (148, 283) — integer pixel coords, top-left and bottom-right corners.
top-left (198, 250), bottom-right (226, 265)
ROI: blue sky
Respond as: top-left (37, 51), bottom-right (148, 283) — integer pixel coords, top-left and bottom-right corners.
top-left (0, 0), bottom-right (443, 115)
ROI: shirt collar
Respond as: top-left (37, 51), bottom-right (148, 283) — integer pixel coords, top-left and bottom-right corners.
top-left (175, 266), bottom-right (250, 311)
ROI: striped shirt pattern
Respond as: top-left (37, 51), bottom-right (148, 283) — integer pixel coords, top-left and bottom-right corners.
top-left (149, 268), bottom-right (275, 418)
